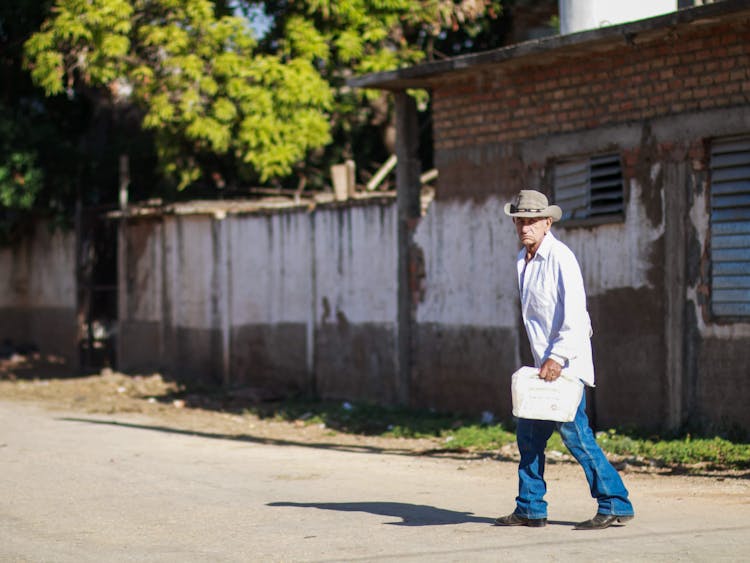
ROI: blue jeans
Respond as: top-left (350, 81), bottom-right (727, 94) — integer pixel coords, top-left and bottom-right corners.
top-left (514, 392), bottom-right (634, 519)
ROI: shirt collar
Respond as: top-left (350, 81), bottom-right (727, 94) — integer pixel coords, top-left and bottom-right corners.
top-left (534, 230), bottom-right (556, 260)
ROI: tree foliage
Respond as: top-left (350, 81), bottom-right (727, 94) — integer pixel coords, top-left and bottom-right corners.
top-left (14, 0), bottom-right (516, 200)
top-left (0, 0), bottom-right (90, 242)
top-left (0, 1), bottom-right (46, 226)
top-left (267, 0), bottom-right (501, 72)
top-left (0, 109), bottom-right (43, 210)
top-left (24, 0), bottom-right (333, 189)
top-left (259, 0), bottom-right (501, 188)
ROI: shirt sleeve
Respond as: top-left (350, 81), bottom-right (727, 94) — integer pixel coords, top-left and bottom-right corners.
top-left (549, 247), bottom-right (591, 364)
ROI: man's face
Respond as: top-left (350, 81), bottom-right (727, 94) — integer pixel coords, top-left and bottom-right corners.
top-left (514, 216), bottom-right (552, 250)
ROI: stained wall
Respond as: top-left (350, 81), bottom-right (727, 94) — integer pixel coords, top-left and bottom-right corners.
top-left (0, 224), bottom-right (77, 368)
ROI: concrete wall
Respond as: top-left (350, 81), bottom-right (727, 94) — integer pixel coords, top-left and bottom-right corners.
top-left (0, 223), bottom-right (77, 367)
top-left (412, 197), bottom-right (521, 416)
top-left (313, 205), bottom-right (399, 403)
top-left (118, 200), bottom-right (400, 402)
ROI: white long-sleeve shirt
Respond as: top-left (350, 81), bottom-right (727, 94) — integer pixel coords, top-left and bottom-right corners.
top-left (516, 231), bottom-right (595, 386)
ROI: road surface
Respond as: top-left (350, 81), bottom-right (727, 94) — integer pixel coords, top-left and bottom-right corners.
top-left (1, 400), bottom-right (748, 562)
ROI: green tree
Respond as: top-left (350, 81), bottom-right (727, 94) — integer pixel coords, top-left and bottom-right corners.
top-left (0, 107), bottom-right (43, 210)
top-left (18, 0), bottom-right (515, 199)
top-left (24, 0), bottom-right (333, 189)
top-left (0, 1), bottom-right (45, 230)
top-left (258, 0), bottom-right (502, 189)
top-left (0, 0), bottom-right (83, 241)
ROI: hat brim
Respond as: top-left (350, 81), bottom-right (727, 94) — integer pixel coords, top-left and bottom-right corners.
top-left (504, 203), bottom-right (562, 222)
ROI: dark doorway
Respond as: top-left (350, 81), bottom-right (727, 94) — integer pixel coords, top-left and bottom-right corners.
top-left (76, 205), bottom-right (118, 371)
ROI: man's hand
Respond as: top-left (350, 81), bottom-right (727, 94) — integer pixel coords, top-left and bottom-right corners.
top-left (539, 358), bottom-right (563, 382)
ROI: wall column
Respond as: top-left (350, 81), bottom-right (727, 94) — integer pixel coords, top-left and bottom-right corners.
top-left (664, 162), bottom-right (688, 430)
top-left (394, 91), bottom-right (421, 405)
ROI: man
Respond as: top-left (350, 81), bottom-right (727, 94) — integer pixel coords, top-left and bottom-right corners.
top-left (494, 189), bottom-right (634, 531)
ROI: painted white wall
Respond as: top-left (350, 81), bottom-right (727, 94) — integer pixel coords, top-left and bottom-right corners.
top-left (557, 178), bottom-right (664, 296)
top-left (124, 203), bottom-right (399, 330)
top-left (0, 225), bottom-right (75, 308)
top-left (162, 215), bottom-right (216, 330)
top-left (314, 205), bottom-right (398, 324)
top-left (118, 177), bottom-right (675, 333)
top-left (415, 181), bottom-right (666, 329)
top-left (229, 212), bottom-right (313, 325)
top-left (414, 197), bottom-right (519, 327)
top-left (126, 222), bottom-right (163, 322)
top-left (560, 0), bottom-right (677, 34)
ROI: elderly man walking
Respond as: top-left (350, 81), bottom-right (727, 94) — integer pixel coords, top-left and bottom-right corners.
top-left (494, 189), bottom-right (634, 531)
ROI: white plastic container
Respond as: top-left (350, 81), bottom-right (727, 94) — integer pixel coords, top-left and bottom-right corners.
top-left (511, 366), bottom-right (584, 422)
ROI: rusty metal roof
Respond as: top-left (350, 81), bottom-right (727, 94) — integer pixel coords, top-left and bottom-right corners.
top-left (107, 192), bottom-right (398, 219)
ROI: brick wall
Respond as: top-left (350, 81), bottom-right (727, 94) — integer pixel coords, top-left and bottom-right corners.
top-left (432, 18), bottom-right (750, 150)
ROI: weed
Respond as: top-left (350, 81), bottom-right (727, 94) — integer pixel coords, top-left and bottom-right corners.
top-left (243, 398), bottom-right (750, 470)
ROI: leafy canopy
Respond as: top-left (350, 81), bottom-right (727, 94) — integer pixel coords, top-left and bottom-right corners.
top-left (24, 0), bottom-right (333, 188)
top-left (270, 0), bottom-right (501, 75)
top-left (0, 109), bottom-right (43, 211)
top-left (258, 0), bottom-right (501, 188)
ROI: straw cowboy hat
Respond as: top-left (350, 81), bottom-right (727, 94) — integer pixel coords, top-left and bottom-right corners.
top-left (504, 190), bottom-right (562, 222)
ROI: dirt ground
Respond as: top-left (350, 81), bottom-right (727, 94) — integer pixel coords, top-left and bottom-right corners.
top-left (1, 352), bottom-right (748, 481)
top-left (0, 354), bottom-right (441, 455)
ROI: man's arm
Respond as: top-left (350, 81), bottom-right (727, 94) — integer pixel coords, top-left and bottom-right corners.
top-left (546, 248), bottom-right (591, 375)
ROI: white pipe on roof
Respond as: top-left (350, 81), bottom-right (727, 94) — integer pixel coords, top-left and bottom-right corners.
top-left (559, 0), bottom-right (678, 35)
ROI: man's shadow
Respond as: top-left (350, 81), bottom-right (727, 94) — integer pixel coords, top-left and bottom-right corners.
top-left (268, 501), bottom-right (496, 526)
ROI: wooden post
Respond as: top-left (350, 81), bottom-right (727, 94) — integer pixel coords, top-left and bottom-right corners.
top-left (116, 153), bottom-right (130, 371)
top-left (394, 91), bottom-right (421, 406)
top-left (664, 162), bottom-right (688, 431)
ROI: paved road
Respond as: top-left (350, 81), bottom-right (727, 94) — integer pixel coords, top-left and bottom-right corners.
top-left (1, 400), bottom-right (749, 562)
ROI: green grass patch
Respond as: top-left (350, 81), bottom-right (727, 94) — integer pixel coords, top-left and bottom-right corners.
top-left (596, 429), bottom-right (750, 469)
top-left (246, 398), bottom-right (470, 438)
top-left (241, 397), bottom-right (750, 470)
top-left (432, 423), bottom-right (517, 451)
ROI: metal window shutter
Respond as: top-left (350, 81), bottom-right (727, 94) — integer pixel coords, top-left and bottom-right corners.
top-left (554, 159), bottom-right (588, 220)
top-left (710, 136), bottom-right (750, 317)
top-left (588, 154), bottom-right (624, 217)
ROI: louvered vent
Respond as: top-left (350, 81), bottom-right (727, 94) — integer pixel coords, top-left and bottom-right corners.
top-left (710, 136), bottom-right (750, 317)
top-left (589, 154), bottom-right (624, 217)
top-left (554, 154), bottom-right (624, 221)
top-left (554, 159), bottom-right (588, 221)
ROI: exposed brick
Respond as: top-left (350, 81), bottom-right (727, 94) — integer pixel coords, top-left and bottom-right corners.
top-left (683, 75), bottom-right (699, 88)
top-left (433, 17), bottom-right (750, 149)
top-left (705, 60), bottom-right (720, 73)
top-left (713, 46), bottom-right (729, 58)
top-left (727, 44), bottom-right (745, 56)
top-left (680, 52), bottom-right (696, 63)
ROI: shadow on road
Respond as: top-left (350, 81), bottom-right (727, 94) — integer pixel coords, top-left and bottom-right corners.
top-left (57, 416), bottom-right (493, 462)
top-left (267, 501), bottom-right (496, 526)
